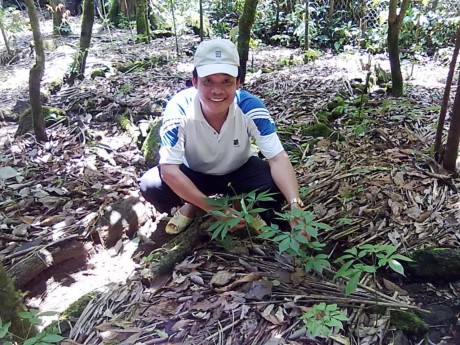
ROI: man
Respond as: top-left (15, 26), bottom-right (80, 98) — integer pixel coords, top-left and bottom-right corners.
top-left (138, 38), bottom-right (303, 234)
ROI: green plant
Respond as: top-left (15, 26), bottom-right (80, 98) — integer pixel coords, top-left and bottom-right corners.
top-left (259, 209), bottom-right (332, 274)
top-left (334, 244), bottom-right (412, 296)
top-left (0, 309), bottom-right (63, 345)
top-left (301, 302), bottom-right (348, 337)
top-left (206, 190), bottom-right (276, 240)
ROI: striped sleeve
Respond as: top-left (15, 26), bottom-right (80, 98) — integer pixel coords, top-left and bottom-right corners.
top-left (237, 90), bottom-right (284, 159)
top-left (159, 89), bottom-right (194, 165)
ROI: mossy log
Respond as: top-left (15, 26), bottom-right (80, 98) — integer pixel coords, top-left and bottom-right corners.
top-left (390, 310), bottom-right (428, 336)
top-left (7, 239), bottom-right (87, 289)
top-left (148, 219), bottom-right (209, 285)
top-left (0, 264), bottom-right (37, 340)
top-left (148, 217), bottom-right (265, 287)
top-left (15, 106), bottom-right (67, 137)
top-left (141, 117), bottom-right (162, 167)
top-left (408, 248), bottom-right (460, 282)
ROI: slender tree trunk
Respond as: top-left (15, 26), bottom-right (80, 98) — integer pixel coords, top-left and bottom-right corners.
top-left (169, 0), bottom-right (179, 55)
top-left (66, 0), bottom-right (94, 85)
top-left (434, 24), bottom-right (460, 161)
top-left (387, 0), bottom-right (410, 97)
top-left (273, 0), bottom-right (280, 33)
top-left (442, 70), bottom-right (460, 173)
top-left (237, 0), bottom-right (259, 84)
top-left (108, 0), bottom-right (120, 26)
top-left (304, 0), bottom-right (309, 53)
top-left (328, 0), bottom-right (334, 22)
top-left (25, 0), bottom-right (47, 142)
top-left (0, 264), bottom-right (37, 341)
top-left (199, 0), bottom-right (203, 41)
top-left (0, 1), bottom-right (12, 56)
top-left (136, 0), bottom-right (150, 43)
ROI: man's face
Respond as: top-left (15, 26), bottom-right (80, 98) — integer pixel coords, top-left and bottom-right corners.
top-left (193, 73), bottom-right (240, 118)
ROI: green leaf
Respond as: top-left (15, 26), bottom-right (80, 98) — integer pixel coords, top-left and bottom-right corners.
top-left (18, 311), bottom-right (33, 319)
top-left (294, 233), bottom-right (309, 244)
top-left (37, 311), bottom-right (59, 317)
top-left (273, 234), bottom-right (289, 242)
top-left (335, 254), bottom-right (354, 262)
top-left (390, 254), bottom-right (413, 262)
top-left (258, 230), bottom-right (278, 239)
top-left (41, 334), bottom-right (64, 343)
top-left (388, 259), bottom-right (405, 275)
top-left (311, 221), bottom-right (332, 230)
top-left (345, 272), bottom-right (361, 296)
top-left (334, 260), bottom-right (354, 278)
top-left (361, 265), bottom-right (377, 273)
top-left (0, 321), bottom-right (11, 338)
top-left (290, 238), bottom-right (300, 253)
top-left (279, 238), bottom-right (291, 253)
top-left (325, 318), bottom-right (344, 329)
top-left (24, 338), bottom-right (38, 345)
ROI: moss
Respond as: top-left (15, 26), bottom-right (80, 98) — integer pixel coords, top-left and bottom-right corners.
top-left (119, 110), bottom-right (132, 131)
top-left (61, 293), bottom-right (95, 320)
top-left (48, 79), bottom-right (63, 94)
top-left (91, 69), bottom-right (106, 79)
top-left (44, 106), bottom-right (67, 124)
top-left (301, 123), bottom-right (333, 138)
top-left (0, 264), bottom-right (37, 340)
top-left (141, 117), bottom-right (162, 167)
top-left (316, 111), bottom-right (332, 124)
top-left (15, 106), bottom-right (68, 137)
top-left (390, 310), bottom-right (428, 335)
top-left (326, 96), bottom-right (345, 111)
top-left (113, 56), bottom-right (167, 73)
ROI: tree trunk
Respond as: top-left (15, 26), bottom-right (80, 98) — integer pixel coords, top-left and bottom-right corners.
top-left (0, 13), bottom-right (12, 55)
top-left (199, 0), bottom-right (203, 41)
top-left (169, 0), bottom-right (179, 55)
top-left (328, 0), bottom-right (334, 22)
top-left (25, 0), bottom-right (47, 142)
top-left (434, 24), bottom-right (460, 162)
top-left (304, 0), bottom-right (309, 60)
top-left (108, 0), bottom-right (120, 26)
top-left (273, 0), bottom-right (280, 34)
top-left (136, 0), bottom-right (150, 43)
top-left (0, 264), bottom-right (37, 341)
top-left (66, 0), bottom-right (94, 85)
top-left (237, 0), bottom-right (259, 84)
top-left (387, 0), bottom-right (410, 97)
top-left (442, 70), bottom-right (460, 173)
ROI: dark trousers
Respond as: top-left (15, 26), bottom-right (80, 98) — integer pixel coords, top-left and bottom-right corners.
top-left (138, 156), bottom-right (284, 222)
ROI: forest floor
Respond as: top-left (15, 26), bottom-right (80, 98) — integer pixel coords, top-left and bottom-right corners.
top-left (1, 15), bottom-right (460, 345)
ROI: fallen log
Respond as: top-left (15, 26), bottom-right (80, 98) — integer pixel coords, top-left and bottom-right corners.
top-left (148, 218), bottom-right (209, 288)
top-left (7, 237), bottom-right (87, 290)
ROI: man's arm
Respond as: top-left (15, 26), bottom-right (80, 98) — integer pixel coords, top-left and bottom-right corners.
top-left (160, 164), bottom-right (214, 213)
top-left (267, 151), bottom-right (302, 211)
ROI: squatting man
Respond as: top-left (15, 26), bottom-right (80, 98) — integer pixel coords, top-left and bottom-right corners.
top-left (138, 38), bottom-right (304, 234)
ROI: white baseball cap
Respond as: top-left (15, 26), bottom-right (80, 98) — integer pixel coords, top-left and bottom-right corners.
top-left (194, 39), bottom-right (240, 78)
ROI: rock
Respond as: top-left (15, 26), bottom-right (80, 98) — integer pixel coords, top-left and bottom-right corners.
top-left (408, 248), bottom-right (460, 282)
top-left (421, 304), bottom-right (456, 326)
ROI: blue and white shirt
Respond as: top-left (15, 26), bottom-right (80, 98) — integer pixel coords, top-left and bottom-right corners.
top-left (159, 88), bottom-right (284, 175)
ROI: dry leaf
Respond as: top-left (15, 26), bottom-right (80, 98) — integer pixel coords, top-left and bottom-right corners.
top-left (241, 280), bottom-right (273, 300)
top-left (215, 273), bottom-right (262, 292)
top-left (210, 271), bottom-right (235, 286)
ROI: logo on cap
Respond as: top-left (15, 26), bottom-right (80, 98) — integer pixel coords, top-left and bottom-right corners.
top-left (215, 50), bottom-right (221, 58)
